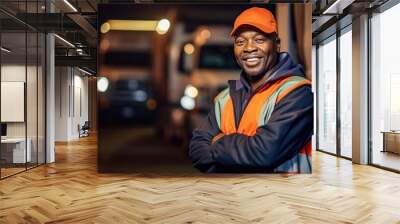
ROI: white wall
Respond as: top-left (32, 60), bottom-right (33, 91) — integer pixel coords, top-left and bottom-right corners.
top-left (1, 64), bottom-right (26, 81)
top-left (1, 65), bottom-right (26, 141)
top-left (1, 63), bottom-right (46, 164)
top-left (55, 66), bottom-right (69, 141)
top-left (55, 67), bottom-right (89, 141)
top-left (1, 65), bottom-right (34, 138)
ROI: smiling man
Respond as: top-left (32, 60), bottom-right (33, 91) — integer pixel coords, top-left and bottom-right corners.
top-left (189, 7), bottom-right (313, 173)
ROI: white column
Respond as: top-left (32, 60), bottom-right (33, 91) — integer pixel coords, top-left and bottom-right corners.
top-left (352, 14), bottom-right (369, 164)
top-left (46, 33), bottom-right (55, 163)
top-left (55, 67), bottom-right (73, 141)
top-left (46, 1), bottom-right (55, 163)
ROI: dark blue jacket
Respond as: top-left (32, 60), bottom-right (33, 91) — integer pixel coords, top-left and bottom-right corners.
top-left (189, 52), bottom-right (314, 173)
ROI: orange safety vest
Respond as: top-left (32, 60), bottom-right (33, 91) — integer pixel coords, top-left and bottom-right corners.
top-left (213, 76), bottom-right (312, 173)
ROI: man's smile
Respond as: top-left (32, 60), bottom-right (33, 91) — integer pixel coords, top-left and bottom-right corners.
top-left (242, 56), bottom-right (263, 67)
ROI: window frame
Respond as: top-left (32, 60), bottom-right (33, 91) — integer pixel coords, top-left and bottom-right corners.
top-left (315, 22), bottom-right (353, 160)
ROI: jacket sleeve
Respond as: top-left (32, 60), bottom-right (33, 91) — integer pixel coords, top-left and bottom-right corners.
top-left (189, 104), bottom-right (221, 172)
top-left (210, 85), bottom-right (313, 170)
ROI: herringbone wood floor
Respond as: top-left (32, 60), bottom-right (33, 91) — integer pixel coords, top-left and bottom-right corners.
top-left (1, 135), bottom-right (400, 224)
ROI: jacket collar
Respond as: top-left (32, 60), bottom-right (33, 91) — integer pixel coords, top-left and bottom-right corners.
top-left (230, 52), bottom-right (304, 94)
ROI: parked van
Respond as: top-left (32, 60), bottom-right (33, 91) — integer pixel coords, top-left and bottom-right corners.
top-left (165, 23), bottom-right (240, 145)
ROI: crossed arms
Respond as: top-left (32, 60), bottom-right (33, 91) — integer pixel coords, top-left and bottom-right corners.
top-left (189, 85), bottom-right (313, 173)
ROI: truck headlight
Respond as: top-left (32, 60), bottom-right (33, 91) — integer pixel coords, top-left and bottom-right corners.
top-left (180, 95), bottom-right (195, 110)
top-left (184, 85), bottom-right (198, 98)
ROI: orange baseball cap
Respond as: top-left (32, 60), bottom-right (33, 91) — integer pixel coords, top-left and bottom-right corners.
top-left (230, 7), bottom-right (277, 36)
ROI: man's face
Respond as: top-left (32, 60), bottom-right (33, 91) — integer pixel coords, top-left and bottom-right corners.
top-left (233, 26), bottom-right (278, 81)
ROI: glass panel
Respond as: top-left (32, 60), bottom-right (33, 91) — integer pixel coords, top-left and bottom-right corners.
top-left (26, 0), bottom-right (39, 169)
top-left (317, 36), bottom-right (337, 154)
top-left (27, 30), bottom-right (38, 169)
top-left (38, 32), bottom-right (45, 165)
top-left (1, 22), bottom-right (27, 177)
top-left (312, 45), bottom-right (317, 151)
top-left (37, 0), bottom-right (46, 165)
top-left (339, 28), bottom-right (352, 158)
top-left (371, 3), bottom-right (400, 171)
top-left (0, 1), bottom-right (46, 178)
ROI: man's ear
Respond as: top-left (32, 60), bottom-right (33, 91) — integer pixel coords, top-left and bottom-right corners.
top-left (276, 37), bottom-right (281, 53)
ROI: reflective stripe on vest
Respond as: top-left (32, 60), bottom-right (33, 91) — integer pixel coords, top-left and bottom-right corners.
top-left (213, 76), bottom-right (312, 173)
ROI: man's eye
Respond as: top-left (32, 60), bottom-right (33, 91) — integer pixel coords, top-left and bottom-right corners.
top-left (255, 39), bottom-right (265, 44)
top-left (236, 39), bottom-right (245, 46)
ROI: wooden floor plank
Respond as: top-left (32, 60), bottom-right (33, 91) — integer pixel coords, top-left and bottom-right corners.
top-left (1, 135), bottom-right (400, 223)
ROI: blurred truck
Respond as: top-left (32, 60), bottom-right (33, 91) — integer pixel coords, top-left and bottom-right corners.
top-left (165, 23), bottom-right (241, 145)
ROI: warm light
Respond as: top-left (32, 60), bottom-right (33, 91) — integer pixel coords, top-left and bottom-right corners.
top-left (146, 99), bottom-right (157, 110)
top-left (180, 96), bottom-right (195, 110)
top-left (184, 85), bottom-right (198, 98)
top-left (171, 108), bottom-right (184, 124)
top-left (101, 19), bottom-right (171, 34)
top-left (100, 22), bottom-right (111, 34)
top-left (97, 77), bottom-right (109, 92)
top-left (184, 43), bottom-right (195, 55)
top-left (155, 19), bottom-right (170, 35)
top-left (102, 20), bottom-right (158, 32)
top-left (200, 29), bottom-right (211, 39)
top-left (194, 28), bottom-right (211, 46)
top-left (100, 39), bottom-right (110, 52)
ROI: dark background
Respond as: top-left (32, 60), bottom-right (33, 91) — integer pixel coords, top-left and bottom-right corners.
top-left (97, 3), bottom-right (311, 173)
